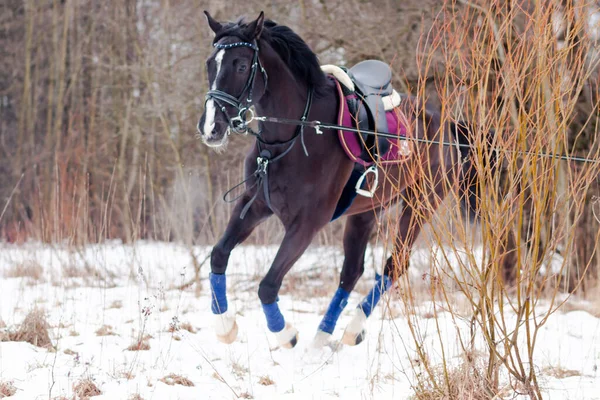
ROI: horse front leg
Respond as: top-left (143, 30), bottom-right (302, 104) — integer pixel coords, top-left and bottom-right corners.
top-left (258, 221), bottom-right (320, 349)
top-left (210, 195), bottom-right (272, 344)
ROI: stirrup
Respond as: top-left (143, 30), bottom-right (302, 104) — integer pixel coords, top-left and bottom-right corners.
top-left (355, 165), bottom-right (379, 198)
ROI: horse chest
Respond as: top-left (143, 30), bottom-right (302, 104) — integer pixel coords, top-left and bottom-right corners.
top-left (262, 164), bottom-right (332, 220)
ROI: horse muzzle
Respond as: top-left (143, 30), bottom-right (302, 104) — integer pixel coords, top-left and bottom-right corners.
top-left (197, 113), bottom-right (230, 148)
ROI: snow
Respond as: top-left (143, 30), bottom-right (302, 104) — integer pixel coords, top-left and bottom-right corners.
top-left (0, 242), bottom-right (599, 399)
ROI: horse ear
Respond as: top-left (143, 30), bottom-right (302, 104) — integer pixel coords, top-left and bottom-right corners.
top-left (245, 11), bottom-right (265, 39)
top-left (204, 11), bottom-right (222, 35)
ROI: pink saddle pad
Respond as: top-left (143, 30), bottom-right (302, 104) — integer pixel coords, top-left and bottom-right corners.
top-left (332, 78), bottom-right (411, 167)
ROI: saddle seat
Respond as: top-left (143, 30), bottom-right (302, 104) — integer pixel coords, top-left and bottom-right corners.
top-left (322, 61), bottom-right (402, 162)
top-left (349, 59), bottom-right (393, 96)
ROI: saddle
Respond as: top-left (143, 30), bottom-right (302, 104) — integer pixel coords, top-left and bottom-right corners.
top-left (322, 60), bottom-right (402, 162)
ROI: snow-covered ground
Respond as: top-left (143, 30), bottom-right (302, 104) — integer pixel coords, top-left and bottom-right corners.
top-left (0, 242), bottom-right (598, 399)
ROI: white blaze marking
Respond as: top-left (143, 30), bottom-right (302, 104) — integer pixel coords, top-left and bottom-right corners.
top-left (204, 49), bottom-right (225, 138)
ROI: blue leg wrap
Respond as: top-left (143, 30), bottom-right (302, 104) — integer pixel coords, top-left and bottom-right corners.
top-left (318, 287), bottom-right (350, 334)
top-left (261, 301), bottom-right (285, 332)
top-left (358, 273), bottom-right (393, 318)
top-left (210, 273), bottom-right (228, 314)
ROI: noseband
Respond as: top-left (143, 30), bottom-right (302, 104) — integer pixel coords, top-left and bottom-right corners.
top-left (204, 40), bottom-right (268, 135)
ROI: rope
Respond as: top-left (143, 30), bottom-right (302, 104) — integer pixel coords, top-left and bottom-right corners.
top-left (254, 115), bottom-right (600, 165)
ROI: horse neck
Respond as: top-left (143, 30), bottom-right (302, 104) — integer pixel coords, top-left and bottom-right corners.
top-left (255, 53), bottom-right (309, 143)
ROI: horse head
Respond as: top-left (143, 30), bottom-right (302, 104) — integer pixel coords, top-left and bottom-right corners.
top-left (197, 11), bottom-right (267, 148)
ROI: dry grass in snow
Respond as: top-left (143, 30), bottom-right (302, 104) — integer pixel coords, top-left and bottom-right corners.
top-left (4, 261), bottom-right (43, 282)
top-left (95, 325), bottom-right (115, 336)
top-left (108, 300), bottom-right (123, 309)
top-left (159, 374), bottom-right (194, 387)
top-left (167, 320), bottom-right (196, 334)
top-left (542, 366), bottom-right (582, 379)
top-left (0, 381), bottom-right (17, 398)
top-left (126, 339), bottom-right (150, 351)
top-left (179, 322), bottom-right (196, 333)
top-left (0, 308), bottom-right (51, 348)
top-left (412, 357), bottom-right (495, 400)
top-left (258, 375), bottom-right (275, 386)
top-left (73, 378), bottom-right (101, 399)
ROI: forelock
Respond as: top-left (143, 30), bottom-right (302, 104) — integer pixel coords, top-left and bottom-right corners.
top-left (213, 17), bottom-right (254, 44)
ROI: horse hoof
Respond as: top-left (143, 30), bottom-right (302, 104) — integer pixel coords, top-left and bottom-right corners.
top-left (342, 308), bottom-right (367, 346)
top-left (214, 310), bottom-right (238, 344)
top-left (284, 333), bottom-right (299, 349)
top-left (342, 329), bottom-right (365, 346)
top-left (275, 323), bottom-right (299, 349)
top-left (216, 320), bottom-right (238, 344)
top-left (311, 330), bottom-right (331, 348)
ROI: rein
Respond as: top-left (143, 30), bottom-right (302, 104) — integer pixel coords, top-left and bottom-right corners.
top-left (249, 115), bottom-right (600, 165)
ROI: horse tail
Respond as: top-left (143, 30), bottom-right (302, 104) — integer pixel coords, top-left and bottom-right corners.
top-left (451, 121), bottom-right (497, 222)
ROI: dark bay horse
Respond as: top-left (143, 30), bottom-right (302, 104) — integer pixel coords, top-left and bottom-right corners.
top-left (197, 11), bottom-right (508, 348)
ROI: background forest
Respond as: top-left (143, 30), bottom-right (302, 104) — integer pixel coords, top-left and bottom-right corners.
top-left (1, 0), bottom-right (599, 288)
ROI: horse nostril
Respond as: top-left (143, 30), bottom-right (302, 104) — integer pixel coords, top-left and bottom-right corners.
top-left (210, 121), bottom-right (228, 137)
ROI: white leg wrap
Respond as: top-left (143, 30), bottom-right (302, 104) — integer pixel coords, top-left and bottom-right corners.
top-left (311, 330), bottom-right (332, 349)
top-left (213, 309), bottom-right (238, 344)
top-left (342, 308), bottom-right (367, 346)
top-left (345, 308), bottom-right (367, 334)
top-left (275, 323), bottom-right (299, 349)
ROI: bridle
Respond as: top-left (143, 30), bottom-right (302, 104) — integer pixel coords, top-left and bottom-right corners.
top-left (203, 39), bottom-right (268, 135)
top-left (203, 37), bottom-right (316, 219)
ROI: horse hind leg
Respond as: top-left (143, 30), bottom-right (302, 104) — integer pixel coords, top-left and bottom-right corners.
top-left (342, 246), bottom-right (411, 345)
top-left (210, 196), bottom-right (272, 344)
top-left (342, 270), bottom-right (395, 345)
top-left (313, 210), bottom-right (378, 348)
top-left (343, 178), bottom-right (448, 345)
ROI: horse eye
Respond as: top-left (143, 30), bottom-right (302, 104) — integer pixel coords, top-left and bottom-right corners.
top-left (238, 63), bottom-right (248, 73)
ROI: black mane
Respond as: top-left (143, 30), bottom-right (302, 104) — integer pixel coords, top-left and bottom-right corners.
top-left (214, 18), bottom-right (328, 97)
